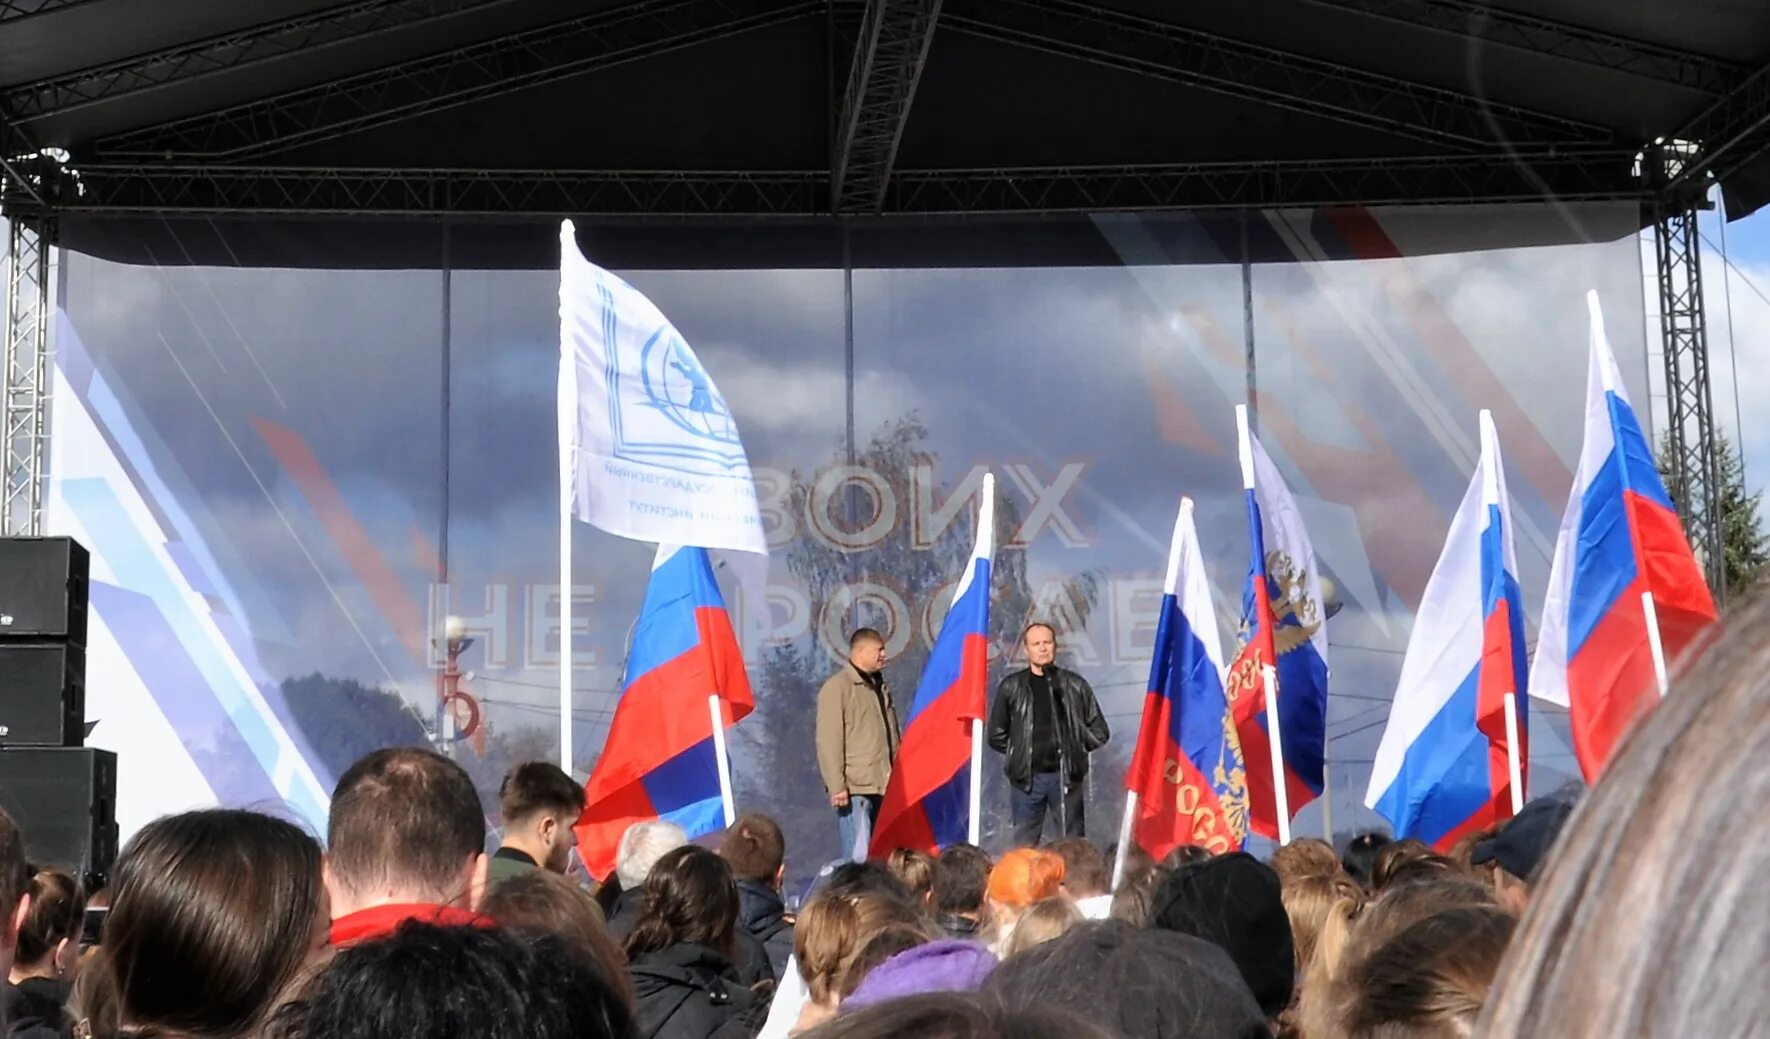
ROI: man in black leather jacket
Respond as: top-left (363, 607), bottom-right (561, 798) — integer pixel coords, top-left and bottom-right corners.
top-left (987, 623), bottom-right (1110, 846)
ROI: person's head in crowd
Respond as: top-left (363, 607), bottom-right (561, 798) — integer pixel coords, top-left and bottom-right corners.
top-left (802, 992), bottom-right (1111, 1039)
top-left (796, 892), bottom-right (925, 1002)
top-left (1469, 797), bottom-right (1573, 915)
top-left (849, 627), bottom-right (888, 674)
top-left (1368, 838), bottom-right (1456, 891)
top-left (1270, 837), bottom-right (1343, 885)
top-left (719, 812), bottom-right (787, 891)
top-left (1299, 877), bottom-right (1497, 1039)
top-left (0, 807), bottom-right (30, 979)
top-left (1000, 898), bottom-right (1082, 959)
top-left (479, 868), bottom-right (633, 1011)
top-left (1342, 831), bottom-right (1392, 889)
top-left (1048, 838), bottom-right (1109, 905)
top-left (984, 849), bottom-right (1063, 941)
top-left (932, 845), bottom-right (992, 938)
top-left (885, 848), bottom-right (936, 909)
top-left (98, 809), bottom-right (327, 1039)
top-left (10, 867), bottom-right (85, 984)
top-left (267, 922), bottom-right (636, 1039)
top-left (1107, 861), bottom-right (1165, 927)
top-left (1480, 596), bottom-right (1769, 1039)
top-left (495, 762), bottom-right (584, 875)
top-left (984, 921), bottom-right (1269, 1039)
top-left (1161, 844), bottom-right (1213, 870)
top-left (1447, 823), bottom-right (1502, 878)
top-left (614, 819), bottom-right (689, 892)
top-left (821, 860), bottom-right (914, 904)
top-left (1153, 851), bottom-right (1295, 1020)
top-left (844, 939), bottom-right (999, 1011)
top-left (326, 747), bottom-right (487, 938)
top-left (1327, 906), bottom-right (1514, 1039)
top-left (621, 845), bottom-right (739, 965)
top-left (1279, 870), bottom-right (1364, 975)
top-left (839, 925), bottom-right (932, 1000)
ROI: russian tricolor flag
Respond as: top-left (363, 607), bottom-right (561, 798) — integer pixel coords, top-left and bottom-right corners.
top-left (1367, 412), bottom-right (1528, 849)
top-left (871, 475), bottom-right (995, 857)
top-left (1228, 407), bottom-right (1329, 842)
top-left (1531, 292), bottom-right (1716, 780)
top-left (1122, 497), bottom-right (1247, 863)
top-left (574, 544), bottom-right (753, 879)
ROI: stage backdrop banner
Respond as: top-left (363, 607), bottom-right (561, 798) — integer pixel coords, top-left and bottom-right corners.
top-left (48, 204), bottom-right (1648, 866)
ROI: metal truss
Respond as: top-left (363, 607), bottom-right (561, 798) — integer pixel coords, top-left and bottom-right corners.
top-left (0, 0), bottom-right (97, 22)
top-left (2, 216), bottom-right (53, 536)
top-left (833, 0), bottom-right (943, 213)
top-left (1295, 0), bottom-right (1743, 94)
top-left (5, 0), bottom-right (520, 122)
top-left (97, 0), bottom-right (820, 160)
top-left (1645, 145), bottom-right (1725, 600)
top-left (945, 0), bottom-right (1612, 151)
top-left (68, 164), bottom-right (827, 215)
top-left (1663, 60), bottom-right (1770, 195)
top-left (62, 151), bottom-right (1645, 216)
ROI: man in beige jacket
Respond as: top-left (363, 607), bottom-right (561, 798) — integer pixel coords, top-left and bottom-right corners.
top-left (816, 627), bottom-right (903, 855)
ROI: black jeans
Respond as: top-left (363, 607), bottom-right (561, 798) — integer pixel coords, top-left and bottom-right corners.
top-left (1010, 771), bottom-right (1085, 846)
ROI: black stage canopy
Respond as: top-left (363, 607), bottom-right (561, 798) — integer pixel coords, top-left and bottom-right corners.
top-left (2, 0), bottom-right (1769, 266)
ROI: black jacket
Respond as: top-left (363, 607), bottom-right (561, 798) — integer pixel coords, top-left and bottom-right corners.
top-left (628, 943), bottom-right (764, 1039)
top-left (607, 887), bottom-right (645, 943)
top-left (4, 977), bottom-right (70, 1039)
top-left (735, 880), bottom-right (794, 981)
top-left (987, 665), bottom-right (1110, 791)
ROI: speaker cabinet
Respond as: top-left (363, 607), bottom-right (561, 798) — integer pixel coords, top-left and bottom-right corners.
top-left (0, 641), bottom-right (84, 747)
top-left (0, 747), bottom-right (117, 886)
top-left (0, 537), bottom-right (90, 645)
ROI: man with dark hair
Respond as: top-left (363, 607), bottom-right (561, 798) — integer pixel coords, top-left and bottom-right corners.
top-left (0, 808), bottom-right (31, 980)
top-left (326, 747), bottom-right (489, 947)
top-left (988, 622), bottom-right (1110, 844)
top-left (719, 812), bottom-right (793, 978)
top-left (932, 844), bottom-right (992, 939)
top-left (816, 627), bottom-right (902, 854)
top-left (1050, 838), bottom-right (1112, 919)
top-left (490, 762), bottom-right (584, 884)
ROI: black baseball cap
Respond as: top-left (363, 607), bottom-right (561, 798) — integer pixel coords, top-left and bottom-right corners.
top-left (1471, 798), bottom-right (1575, 882)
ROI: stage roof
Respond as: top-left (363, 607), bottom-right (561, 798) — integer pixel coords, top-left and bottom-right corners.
top-left (2, 0), bottom-right (1768, 265)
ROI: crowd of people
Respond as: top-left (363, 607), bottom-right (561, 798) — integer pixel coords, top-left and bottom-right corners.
top-left (0, 593), bottom-right (1764, 1038)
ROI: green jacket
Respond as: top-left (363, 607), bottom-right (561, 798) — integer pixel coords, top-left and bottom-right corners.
top-left (816, 663), bottom-right (903, 796)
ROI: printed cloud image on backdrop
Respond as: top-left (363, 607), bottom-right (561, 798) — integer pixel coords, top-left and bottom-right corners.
top-left (49, 204), bottom-right (1645, 870)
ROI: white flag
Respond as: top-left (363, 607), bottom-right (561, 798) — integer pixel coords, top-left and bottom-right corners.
top-left (558, 220), bottom-right (767, 557)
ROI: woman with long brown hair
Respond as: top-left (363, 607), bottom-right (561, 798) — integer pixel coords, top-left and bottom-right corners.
top-left (481, 869), bottom-right (635, 1011)
top-left (6, 868), bottom-right (85, 1039)
top-left (1477, 594), bottom-right (1770, 1037)
top-left (78, 810), bottom-right (328, 1039)
top-left (622, 845), bottom-right (762, 1039)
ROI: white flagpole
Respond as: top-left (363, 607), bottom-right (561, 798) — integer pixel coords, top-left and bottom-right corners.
top-left (558, 422), bottom-right (575, 773)
top-left (1503, 692), bottom-right (1526, 815)
top-left (1111, 791), bottom-right (1138, 889)
top-left (1320, 762), bottom-right (1335, 842)
top-left (1262, 665), bottom-right (1292, 845)
top-left (1238, 405), bottom-right (1293, 846)
top-left (1642, 591), bottom-right (1671, 697)
top-left (968, 721), bottom-right (984, 845)
top-left (708, 694), bottom-right (737, 827)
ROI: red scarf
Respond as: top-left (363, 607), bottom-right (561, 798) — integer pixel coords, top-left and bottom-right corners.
top-left (329, 903), bottom-right (493, 948)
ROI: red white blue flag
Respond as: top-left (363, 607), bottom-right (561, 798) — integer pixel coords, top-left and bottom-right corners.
top-left (871, 475), bottom-right (995, 856)
top-left (1531, 291), bottom-right (1716, 780)
top-left (1227, 407), bottom-right (1329, 841)
top-left (1125, 497), bottom-right (1248, 859)
top-left (574, 544), bottom-right (753, 879)
top-left (1367, 412), bottom-right (1527, 849)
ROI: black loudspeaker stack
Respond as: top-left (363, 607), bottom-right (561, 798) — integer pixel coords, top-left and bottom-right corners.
top-left (0, 537), bottom-right (118, 885)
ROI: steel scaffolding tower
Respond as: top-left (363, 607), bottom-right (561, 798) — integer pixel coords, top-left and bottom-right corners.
top-left (2, 214), bottom-right (52, 536)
